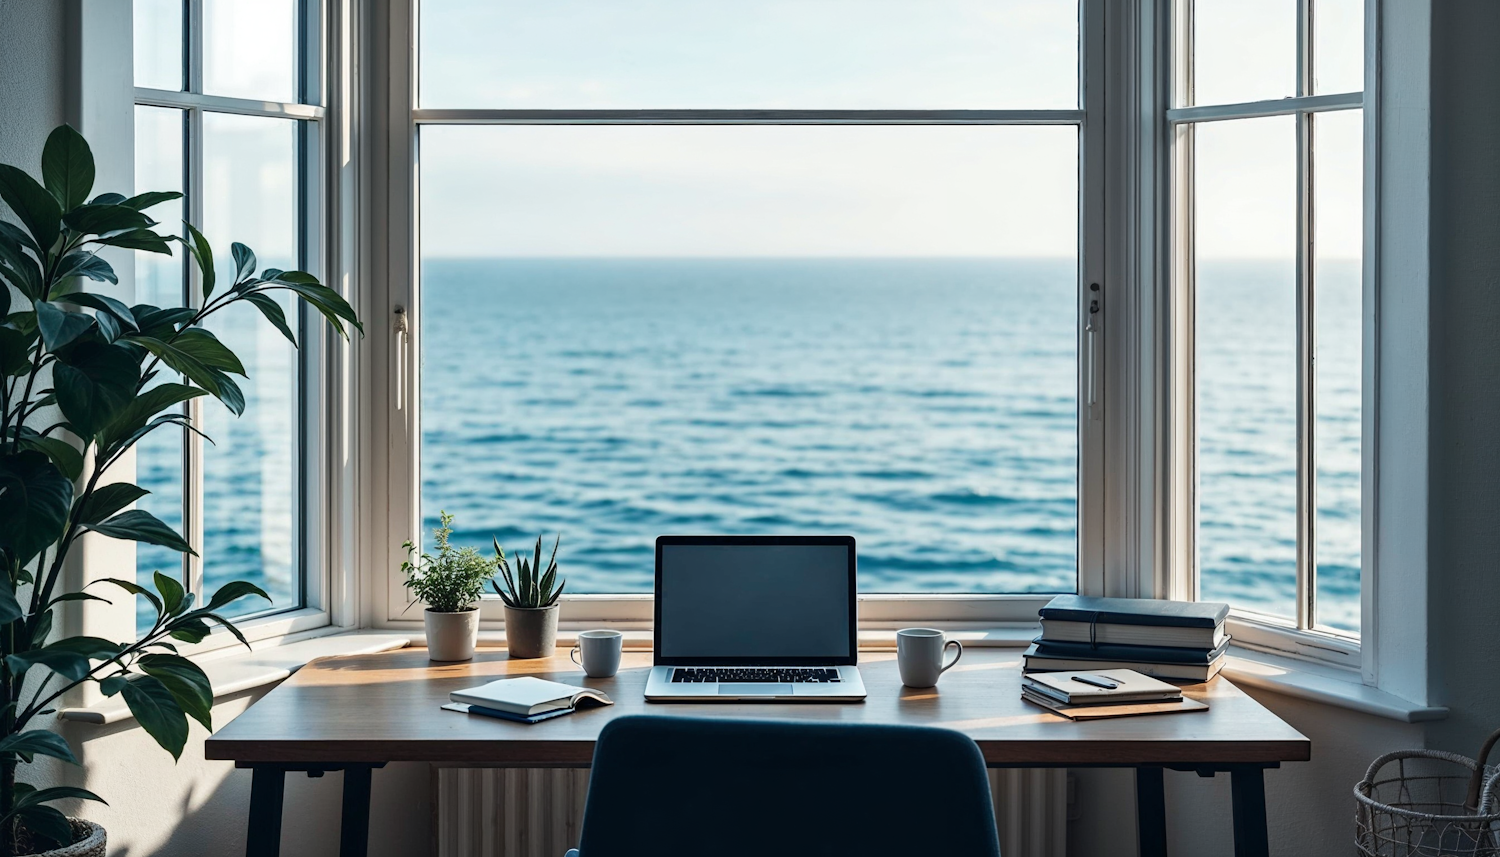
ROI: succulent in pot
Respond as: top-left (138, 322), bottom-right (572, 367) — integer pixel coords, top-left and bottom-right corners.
top-left (401, 512), bottom-right (496, 661)
top-left (491, 535), bottom-right (565, 659)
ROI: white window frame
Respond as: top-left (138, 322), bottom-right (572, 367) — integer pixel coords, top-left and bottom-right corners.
top-left (1163, 0), bottom-right (1372, 670)
top-left (365, 0), bottom-right (1124, 631)
top-left (121, 0), bottom-right (354, 651)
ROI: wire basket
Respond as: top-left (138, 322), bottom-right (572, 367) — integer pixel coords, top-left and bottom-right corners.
top-left (1355, 748), bottom-right (1500, 856)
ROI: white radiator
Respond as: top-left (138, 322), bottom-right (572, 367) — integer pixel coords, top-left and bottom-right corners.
top-left (434, 766), bottom-right (1067, 857)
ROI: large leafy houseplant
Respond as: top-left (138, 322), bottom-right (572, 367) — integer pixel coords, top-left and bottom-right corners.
top-left (0, 125), bottom-right (361, 854)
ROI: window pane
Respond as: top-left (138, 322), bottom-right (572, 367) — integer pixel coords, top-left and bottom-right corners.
top-left (419, 0), bottom-right (1079, 109)
top-left (134, 0), bottom-right (184, 90)
top-left (1314, 109), bottom-right (1362, 633)
top-left (419, 125), bottom-right (1079, 594)
top-left (134, 105), bottom-right (187, 633)
top-left (1194, 116), bottom-right (1297, 619)
top-left (201, 112), bottom-right (301, 617)
top-left (203, 0), bottom-right (296, 102)
top-left (1315, 0), bottom-right (1365, 95)
top-left (1190, 0), bottom-right (1296, 106)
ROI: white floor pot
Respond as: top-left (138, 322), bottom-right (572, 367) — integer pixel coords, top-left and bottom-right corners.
top-left (425, 608), bottom-right (480, 661)
top-left (26, 820), bottom-right (105, 857)
top-left (504, 605), bottom-right (559, 658)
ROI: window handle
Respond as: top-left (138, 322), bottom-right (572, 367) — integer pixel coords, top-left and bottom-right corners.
top-left (394, 306), bottom-right (409, 411)
top-left (1085, 284), bottom-right (1100, 411)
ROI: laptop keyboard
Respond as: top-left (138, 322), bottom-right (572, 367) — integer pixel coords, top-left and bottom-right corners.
top-left (671, 667), bottom-right (842, 683)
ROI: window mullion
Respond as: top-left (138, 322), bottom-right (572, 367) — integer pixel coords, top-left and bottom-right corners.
top-left (184, 102), bottom-right (206, 599)
top-left (1295, 0), bottom-right (1316, 633)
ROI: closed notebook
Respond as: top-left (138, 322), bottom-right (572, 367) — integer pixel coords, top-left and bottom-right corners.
top-left (449, 677), bottom-right (614, 717)
top-left (1040, 618), bottom-right (1228, 651)
top-left (1029, 636), bottom-right (1232, 666)
top-left (1038, 596), bottom-right (1229, 630)
top-left (1022, 669), bottom-right (1183, 706)
top-left (1021, 689), bottom-right (1209, 721)
top-left (440, 702), bottom-right (578, 724)
top-left (1023, 645), bottom-right (1226, 683)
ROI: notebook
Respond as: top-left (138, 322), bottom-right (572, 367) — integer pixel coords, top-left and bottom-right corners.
top-left (441, 702), bottom-right (580, 724)
top-left (449, 677), bottom-right (614, 717)
top-left (1040, 618), bottom-right (1228, 651)
top-left (1021, 690), bottom-right (1209, 721)
top-left (1029, 636), bottom-right (1232, 666)
top-left (1023, 669), bottom-right (1183, 706)
top-left (1022, 645), bottom-right (1226, 683)
top-left (1038, 596), bottom-right (1229, 650)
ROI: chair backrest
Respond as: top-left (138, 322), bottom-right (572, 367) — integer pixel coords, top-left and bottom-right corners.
top-left (576, 715), bottom-right (1001, 857)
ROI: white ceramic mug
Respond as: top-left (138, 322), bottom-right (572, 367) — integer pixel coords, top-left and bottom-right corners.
top-left (569, 629), bottom-right (623, 678)
top-left (897, 628), bottom-right (962, 688)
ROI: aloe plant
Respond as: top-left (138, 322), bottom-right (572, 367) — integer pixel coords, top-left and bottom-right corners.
top-left (491, 535), bottom-right (565, 609)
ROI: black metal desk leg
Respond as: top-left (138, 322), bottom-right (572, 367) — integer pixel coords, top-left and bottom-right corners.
top-left (1136, 767), bottom-right (1168, 857)
top-left (246, 766), bottom-right (287, 857)
top-left (1230, 766), bottom-right (1271, 857)
top-left (339, 766), bottom-right (375, 857)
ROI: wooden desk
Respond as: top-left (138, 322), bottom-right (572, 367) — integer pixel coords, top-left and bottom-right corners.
top-left (207, 648), bottom-right (1309, 857)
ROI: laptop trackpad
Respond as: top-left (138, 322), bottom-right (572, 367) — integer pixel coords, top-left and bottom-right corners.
top-left (718, 683), bottom-right (792, 696)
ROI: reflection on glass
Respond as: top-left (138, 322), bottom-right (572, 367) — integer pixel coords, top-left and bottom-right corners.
top-left (203, 0), bottom-right (296, 102)
top-left (1313, 109), bottom-right (1362, 633)
top-left (1194, 116), bottom-right (1297, 619)
top-left (134, 105), bottom-right (187, 633)
top-left (418, 125), bottom-right (1080, 593)
top-left (1191, 0), bottom-right (1295, 106)
top-left (419, 0), bottom-right (1079, 109)
top-left (201, 112), bottom-right (300, 617)
top-left (133, 0), bottom-right (184, 90)
top-left (1315, 0), bottom-right (1365, 95)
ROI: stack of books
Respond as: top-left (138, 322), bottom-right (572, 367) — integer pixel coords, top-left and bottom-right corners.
top-left (1021, 668), bottom-right (1208, 720)
top-left (1023, 595), bottom-right (1231, 682)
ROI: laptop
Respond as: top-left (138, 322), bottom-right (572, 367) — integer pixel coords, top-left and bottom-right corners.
top-left (644, 535), bottom-right (867, 702)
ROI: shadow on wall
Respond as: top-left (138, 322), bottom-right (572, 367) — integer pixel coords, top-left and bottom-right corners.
top-left (23, 687), bottom-right (430, 857)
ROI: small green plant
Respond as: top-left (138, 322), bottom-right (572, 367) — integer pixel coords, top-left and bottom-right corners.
top-left (491, 534), bottom-right (565, 609)
top-left (400, 512), bottom-right (497, 613)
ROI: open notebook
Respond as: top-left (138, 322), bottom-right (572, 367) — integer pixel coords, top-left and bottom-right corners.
top-left (443, 677), bottom-right (614, 724)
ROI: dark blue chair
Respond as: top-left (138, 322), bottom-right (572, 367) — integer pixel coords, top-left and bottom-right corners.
top-left (563, 715), bottom-right (1001, 857)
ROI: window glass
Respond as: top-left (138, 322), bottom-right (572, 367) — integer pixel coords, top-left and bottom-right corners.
top-left (134, 105), bottom-right (188, 633)
top-left (201, 112), bottom-right (301, 616)
top-left (1315, 0), bottom-right (1365, 95)
top-left (1313, 109), bottom-right (1362, 633)
top-left (418, 0), bottom-right (1079, 110)
top-left (1190, 0), bottom-right (1296, 106)
top-left (1193, 116), bottom-right (1298, 619)
top-left (133, 0), bottom-right (184, 90)
top-left (418, 124), bottom-right (1080, 593)
top-left (203, 0), bottom-right (297, 102)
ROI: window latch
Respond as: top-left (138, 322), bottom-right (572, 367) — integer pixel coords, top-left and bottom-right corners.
top-left (395, 306), bottom-right (410, 411)
top-left (1085, 284), bottom-right (1100, 411)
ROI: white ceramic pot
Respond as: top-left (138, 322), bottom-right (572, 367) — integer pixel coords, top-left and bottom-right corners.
top-left (27, 819), bottom-right (105, 857)
top-left (424, 607), bottom-right (480, 661)
top-left (504, 605), bottom-right (560, 659)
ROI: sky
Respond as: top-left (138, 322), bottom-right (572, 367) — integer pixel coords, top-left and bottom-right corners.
top-left (407, 0), bottom-right (1364, 260)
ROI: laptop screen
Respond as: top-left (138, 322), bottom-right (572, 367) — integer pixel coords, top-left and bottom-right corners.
top-left (655, 537), bottom-right (856, 665)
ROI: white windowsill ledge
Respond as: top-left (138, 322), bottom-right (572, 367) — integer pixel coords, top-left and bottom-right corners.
top-left (1222, 648), bottom-right (1446, 724)
top-left (58, 632), bottom-right (411, 725)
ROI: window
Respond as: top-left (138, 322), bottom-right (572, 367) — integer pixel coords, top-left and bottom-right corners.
top-left (400, 0), bottom-right (1100, 619)
top-left (131, 0), bottom-right (325, 635)
top-left (1172, 0), bottom-right (1365, 641)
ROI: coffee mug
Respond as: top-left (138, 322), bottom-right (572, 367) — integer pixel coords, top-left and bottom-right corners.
top-left (570, 629), bottom-right (623, 678)
top-left (897, 628), bottom-right (962, 688)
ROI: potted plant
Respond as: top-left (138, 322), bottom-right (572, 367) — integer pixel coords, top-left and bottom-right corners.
top-left (401, 512), bottom-right (497, 661)
top-left (0, 125), bottom-right (362, 855)
top-left (492, 535), bottom-right (565, 658)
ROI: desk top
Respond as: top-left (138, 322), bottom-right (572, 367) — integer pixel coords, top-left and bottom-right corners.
top-left (205, 648), bottom-right (1309, 768)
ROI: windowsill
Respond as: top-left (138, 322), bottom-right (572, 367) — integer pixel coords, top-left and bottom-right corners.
top-left (58, 631), bottom-right (411, 725)
top-left (383, 625), bottom-right (1043, 651)
top-left (1222, 647), bottom-right (1446, 724)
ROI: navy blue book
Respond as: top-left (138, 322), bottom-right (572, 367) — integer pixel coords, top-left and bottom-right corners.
top-left (1030, 635), bottom-right (1231, 666)
top-left (1039, 595), bottom-right (1229, 628)
top-left (440, 702), bottom-right (575, 724)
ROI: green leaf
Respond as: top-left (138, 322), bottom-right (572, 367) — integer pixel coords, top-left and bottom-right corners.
top-left (0, 326), bottom-right (31, 377)
top-left (94, 228), bottom-right (172, 254)
top-left (53, 341), bottom-right (141, 440)
top-left (133, 306), bottom-right (195, 336)
top-left (75, 481), bottom-right (149, 526)
top-left (62, 291), bottom-right (137, 331)
top-left (0, 450), bottom-right (73, 567)
top-left (120, 190), bottom-right (183, 211)
top-left (172, 327), bottom-right (246, 376)
top-left (0, 730), bottom-right (78, 765)
top-left (167, 617), bottom-right (209, 644)
top-left (263, 280), bottom-right (364, 338)
top-left (62, 203), bottom-right (153, 237)
top-left (244, 292), bottom-right (296, 345)
top-left (138, 653), bottom-right (212, 730)
top-left (121, 675), bottom-right (188, 759)
top-left (17, 435), bottom-right (82, 481)
top-left (231, 242), bottom-right (256, 282)
top-left (35, 301), bottom-right (96, 351)
top-left (14, 785), bottom-right (106, 811)
top-left (89, 509), bottom-right (197, 555)
top-left (202, 580), bottom-right (270, 613)
top-left (99, 382), bottom-right (207, 449)
top-left (53, 250), bottom-right (118, 285)
top-left (0, 231), bottom-right (42, 299)
top-left (96, 577), bottom-right (160, 615)
top-left (14, 805), bottom-right (71, 850)
top-left (5, 649), bottom-right (90, 682)
top-left (0, 221), bottom-right (39, 255)
top-left (46, 591), bottom-right (112, 609)
top-left (41, 124), bottom-right (95, 210)
top-left (98, 675), bottom-right (127, 696)
top-left (0, 164), bottom-right (62, 252)
top-left (154, 570), bottom-right (186, 615)
top-left (90, 192), bottom-right (125, 205)
top-left (183, 224), bottom-right (214, 299)
top-left (128, 335), bottom-right (244, 414)
top-left (201, 612), bottom-right (254, 649)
